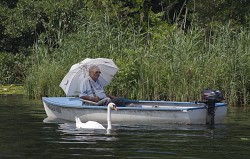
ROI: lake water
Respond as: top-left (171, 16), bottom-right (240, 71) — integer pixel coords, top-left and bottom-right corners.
top-left (0, 95), bottom-right (250, 159)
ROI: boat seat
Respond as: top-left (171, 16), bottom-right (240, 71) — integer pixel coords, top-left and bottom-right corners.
top-left (80, 99), bottom-right (98, 106)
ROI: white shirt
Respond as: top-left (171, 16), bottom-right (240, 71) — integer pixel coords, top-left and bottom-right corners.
top-left (79, 77), bottom-right (107, 99)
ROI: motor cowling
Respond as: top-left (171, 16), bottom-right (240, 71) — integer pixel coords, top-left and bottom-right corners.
top-left (202, 89), bottom-right (224, 103)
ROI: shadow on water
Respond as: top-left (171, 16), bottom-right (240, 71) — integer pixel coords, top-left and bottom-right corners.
top-left (1, 95), bottom-right (250, 159)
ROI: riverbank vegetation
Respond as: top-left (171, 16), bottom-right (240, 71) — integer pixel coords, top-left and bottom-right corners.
top-left (1, 0), bottom-right (250, 106)
top-left (0, 84), bottom-right (24, 94)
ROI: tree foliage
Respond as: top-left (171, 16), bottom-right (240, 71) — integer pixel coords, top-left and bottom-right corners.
top-left (189, 0), bottom-right (250, 27)
top-left (0, 0), bottom-right (87, 54)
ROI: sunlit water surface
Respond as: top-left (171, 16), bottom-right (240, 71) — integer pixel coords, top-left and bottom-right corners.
top-left (0, 95), bottom-right (250, 159)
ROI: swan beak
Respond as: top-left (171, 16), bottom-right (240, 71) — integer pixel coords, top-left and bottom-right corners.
top-left (113, 105), bottom-right (118, 111)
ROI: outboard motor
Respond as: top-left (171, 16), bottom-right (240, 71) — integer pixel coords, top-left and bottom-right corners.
top-left (202, 89), bottom-right (224, 125)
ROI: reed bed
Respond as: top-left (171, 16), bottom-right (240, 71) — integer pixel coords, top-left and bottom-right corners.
top-left (25, 20), bottom-right (250, 106)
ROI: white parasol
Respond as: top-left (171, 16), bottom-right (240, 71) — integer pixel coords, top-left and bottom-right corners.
top-left (59, 58), bottom-right (119, 96)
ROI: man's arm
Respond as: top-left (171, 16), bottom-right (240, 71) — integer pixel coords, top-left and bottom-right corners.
top-left (80, 95), bottom-right (100, 102)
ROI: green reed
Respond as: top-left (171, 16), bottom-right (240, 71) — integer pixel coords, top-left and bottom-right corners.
top-left (25, 19), bottom-right (250, 106)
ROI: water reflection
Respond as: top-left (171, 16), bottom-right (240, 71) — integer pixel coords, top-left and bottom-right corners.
top-left (56, 122), bottom-right (118, 142)
top-left (54, 119), bottom-right (222, 145)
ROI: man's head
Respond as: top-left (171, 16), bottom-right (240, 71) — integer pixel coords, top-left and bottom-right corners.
top-left (88, 65), bottom-right (101, 81)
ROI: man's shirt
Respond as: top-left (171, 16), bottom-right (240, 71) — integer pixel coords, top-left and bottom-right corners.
top-left (79, 76), bottom-right (107, 99)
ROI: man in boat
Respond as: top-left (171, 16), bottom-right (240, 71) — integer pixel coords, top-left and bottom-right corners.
top-left (79, 65), bottom-right (125, 106)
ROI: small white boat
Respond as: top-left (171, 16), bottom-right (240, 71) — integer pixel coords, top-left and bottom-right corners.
top-left (42, 95), bottom-right (227, 125)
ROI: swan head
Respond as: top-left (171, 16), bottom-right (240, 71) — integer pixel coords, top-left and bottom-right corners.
top-left (108, 102), bottom-right (117, 110)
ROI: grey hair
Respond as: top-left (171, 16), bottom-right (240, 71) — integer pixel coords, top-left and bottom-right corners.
top-left (88, 65), bottom-right (99, 73)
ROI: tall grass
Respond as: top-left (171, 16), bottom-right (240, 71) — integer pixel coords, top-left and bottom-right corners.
top-left (25, 19), bottom-right (250, 106)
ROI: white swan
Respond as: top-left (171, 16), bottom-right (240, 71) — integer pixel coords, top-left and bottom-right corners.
top-left (75, 102), bottom-right (117, 130)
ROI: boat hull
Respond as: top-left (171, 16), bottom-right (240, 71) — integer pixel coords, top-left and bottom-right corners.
top-left (42, 97), bottom-right (227, 124)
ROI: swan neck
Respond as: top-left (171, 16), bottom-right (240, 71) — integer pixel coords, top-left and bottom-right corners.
top-left (107, 105), bottom-right (112, 130)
